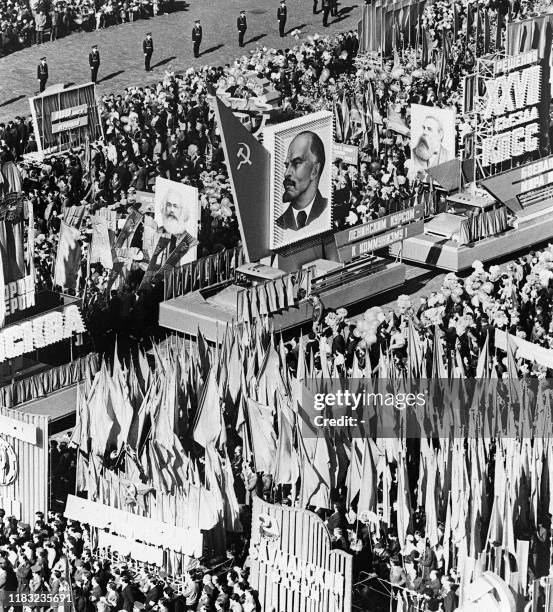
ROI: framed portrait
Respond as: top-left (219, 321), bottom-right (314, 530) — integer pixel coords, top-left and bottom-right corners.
top-left (264, 111), bottom-right (333, 250)
top-left (154, 177), bottom-right (199, 264)
top-left (410, 105), bottom-right (456, 178)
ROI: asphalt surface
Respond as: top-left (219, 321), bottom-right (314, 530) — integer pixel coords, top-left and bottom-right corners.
top-left (0, 0), bottom-right (362, 122)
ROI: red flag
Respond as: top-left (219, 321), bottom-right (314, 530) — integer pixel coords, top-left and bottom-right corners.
top-left (193, 367), bottom-right (225, 448)
top-left (341, 93), bottom-right (351, 142)
top-left (246, 398), bottom-right (277, 475)
top-left (54, 221), bottom-right (82, 291)
top-left (214, 96), bottom-right (271, 262)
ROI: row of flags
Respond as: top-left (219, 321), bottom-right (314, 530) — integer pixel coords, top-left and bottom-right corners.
top-left (70, 317), bottom-right (553, 597)
top-left (358, 1), bottom-right (501, 58)
top-left (333, 87), bottom-right (386, 150)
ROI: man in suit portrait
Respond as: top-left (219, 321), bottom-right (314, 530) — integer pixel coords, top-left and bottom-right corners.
top-left (276, 130), bottom-right (329, 238)
top-left (412, 114), bottom-right (452, 173)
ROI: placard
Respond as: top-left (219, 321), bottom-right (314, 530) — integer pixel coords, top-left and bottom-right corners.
top-left (480, 154), bottom-right (553, 212)
top-left (337, 220), bottom-right (424, 263)
top-left (29, 83), bottom-right (103, 156)
top-left (0, 414), bottom-right (37, 445)
top-left (334, 202), bottom-right (424, 248)
top-left (333, 143), bottom-right (359, 166)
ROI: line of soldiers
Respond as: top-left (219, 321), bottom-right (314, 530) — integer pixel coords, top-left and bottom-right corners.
top-left (36, 43), bottom-right (100, 93)
top-left (236, 1), bottom-right (287, 47)
top-left (35, 0), bottom-right (341, 93)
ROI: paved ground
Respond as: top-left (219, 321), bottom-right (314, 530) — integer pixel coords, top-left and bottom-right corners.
top-left (0, 0), bottom-right (361, 123)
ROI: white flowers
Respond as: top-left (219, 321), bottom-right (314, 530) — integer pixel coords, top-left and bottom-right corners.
top-left (397, 295), bottom-right (411, 312)
top-left (346, 211), bottom-right (359, 226)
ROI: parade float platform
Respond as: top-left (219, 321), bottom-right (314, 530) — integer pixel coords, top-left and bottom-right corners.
top-left (159, 260), bottom-right (405, 341)
top-left (390, 197), bottom-right (553, 272)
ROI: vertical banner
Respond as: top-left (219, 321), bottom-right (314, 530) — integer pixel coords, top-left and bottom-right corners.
top-left (114, 210), bottom-right (143, 249)
top-left (142, 216), bottom-right (158, 261)
top-left (138, 236), bottom-right (171, 289)
top-left (90, 216), bottom-right (113, 270)
top-left (54, 221), bottom-right (82, 291)
top-left (214, 96), bottom-right (271, 262)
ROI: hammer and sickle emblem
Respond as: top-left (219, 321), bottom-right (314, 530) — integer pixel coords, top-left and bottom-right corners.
top-left (236, 142), bottom-right (252, 170)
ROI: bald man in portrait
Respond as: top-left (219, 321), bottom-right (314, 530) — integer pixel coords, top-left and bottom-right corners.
top-left (276, 130), bottom-right (329, 237)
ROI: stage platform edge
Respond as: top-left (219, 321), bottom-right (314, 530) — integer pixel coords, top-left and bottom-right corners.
top-left (159, 261), bottom-right (406, 341)
top-left (389, 209), bottom-right (553, 272)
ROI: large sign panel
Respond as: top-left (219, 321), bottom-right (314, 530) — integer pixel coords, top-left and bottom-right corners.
top-left (481, 50), bottom-right (542, 168)
top-left (264, 111), bottom-right (333, 250)
top-left (481, 154), bottom-right (553, 212)
top-left (0, 304), bottom-right (86, 363)
top-left (334, 203), bottom-right (424, 248)
top-left (249, 496), bottom-right (352, 612)
top-left (337, 220), bottom-right (424, 263)
top-left (29, 83), bottom-right (103, 156)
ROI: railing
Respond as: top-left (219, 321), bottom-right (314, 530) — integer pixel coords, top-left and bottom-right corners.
top-left (163, 246), bottom-right (245, 300)
top-left (354, 574), bottom-right (437, 611)
top-left (0, 353), bottom-right (99, 408)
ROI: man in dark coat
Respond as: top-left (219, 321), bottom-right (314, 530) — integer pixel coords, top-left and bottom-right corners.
top-left (322, 0), bottom-right (330, 25)
top-left (143, 33), bottom-right (153, 71)
top-left (192, 19), bottom-right (202, 58)
top-left (277, 0), bottom-right (287, 37)
top-left (37, 57), bottom-right (48, 92)
top-left (89, 44), bottom-right (100, 84)
top-left (121, 577), bottom-right (135, 612)
top-left (237, 10), bottom-right (247, 47)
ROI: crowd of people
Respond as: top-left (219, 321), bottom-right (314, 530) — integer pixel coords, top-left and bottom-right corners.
top-left (0, 0), bottom-right (176, 56)
top-left (0, 506), bottom-right (262, 612)
top-left (296, 246), bottom-right (553, 381)
top-left (3, 1), bottom-right (553, 609)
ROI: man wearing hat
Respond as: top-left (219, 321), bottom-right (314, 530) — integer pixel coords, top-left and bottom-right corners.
top-left (277, 0), bottom-right (287, 37)
top-left (89, 44), bottom-right (100, 84)
top-left (143, 33), bottom-right (154, 71)
top-left (37, 57), bottom-right (48, 93)
top-left (237, 10), bottom-right (247, 48)
top-left (192, 19), bottom-right (202, 58)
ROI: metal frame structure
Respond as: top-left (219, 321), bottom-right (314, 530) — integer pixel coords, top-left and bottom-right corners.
top-left (462, 52), bottom-right (506, 181)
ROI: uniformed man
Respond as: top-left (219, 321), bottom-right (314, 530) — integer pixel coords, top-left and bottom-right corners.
top-left (143, 32), bottom-right (154, 71)
top-left (89, 44), bottom-right (100, 84)
top-left (192, 19), bottom-right (202, 58)
top-left (277, 0), bottom-right (287, 37)
top-left (322, 0), bottom-right (330, 26)
top-left (237, 10), bottom-right (247, 47)
top-left (37, 57), bottom-right (48, 93)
